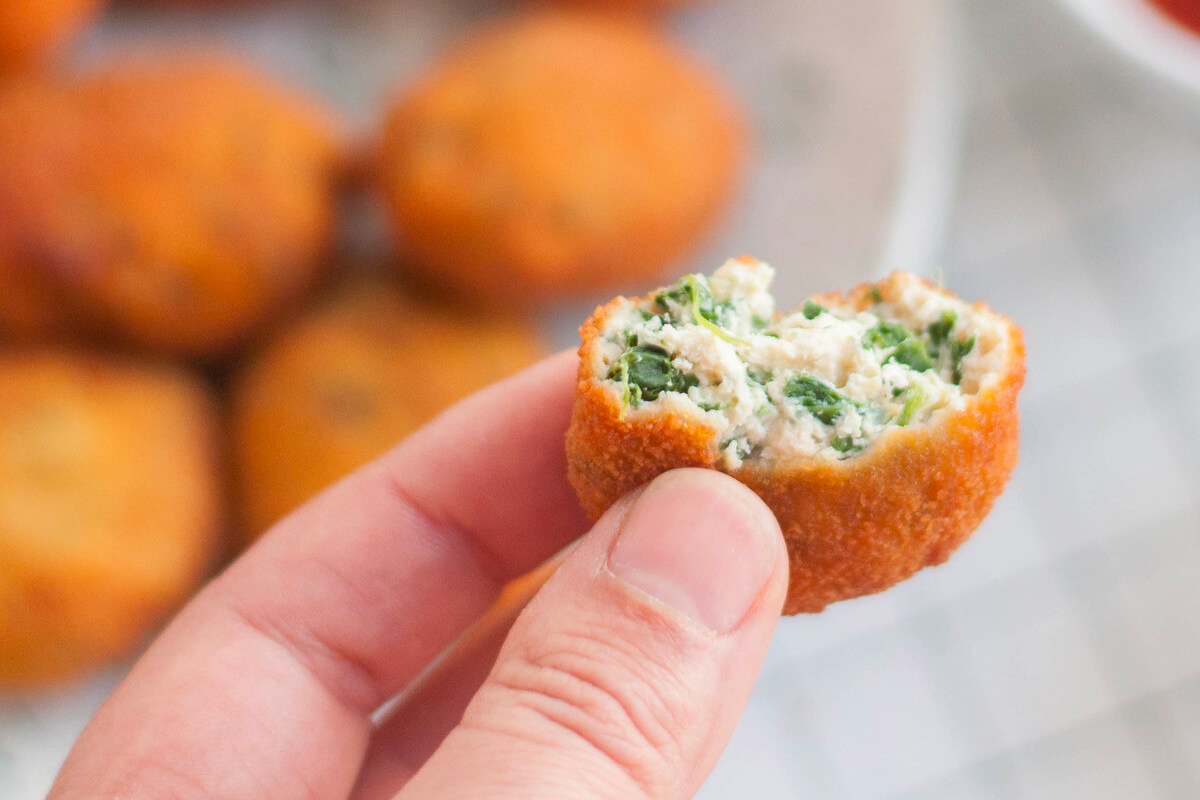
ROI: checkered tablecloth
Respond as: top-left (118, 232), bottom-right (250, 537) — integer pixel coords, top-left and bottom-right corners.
top-left (4, 0), bottom-right (1200, 797)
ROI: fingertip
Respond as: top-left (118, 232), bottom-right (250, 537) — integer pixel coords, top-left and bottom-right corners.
top-left (608, 468), bottom-right (785, 634)
top-left (659, 468), bottom-right (783, 543)
top-left (397, 468), bottom-right (788, 800)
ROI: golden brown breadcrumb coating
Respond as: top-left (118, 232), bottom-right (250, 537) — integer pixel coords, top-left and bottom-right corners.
top-left (376, 10), bottom-right (744, 305)
top-left (567, 272), bottom-right (1026, 614)
top-left (546, 0), bottom-right (694, 9)
top-left (0, 57), bottom-right (342, 357)
top-left (232, 281), bottom-right (544, 542)
top-left (0, 0), bottom-right (102, 73)
top-left (0, 351), bottom-right (221, 687)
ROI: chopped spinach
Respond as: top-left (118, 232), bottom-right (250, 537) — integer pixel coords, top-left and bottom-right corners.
top-left (896, 384), bottom-right (925, 426)
top-left (927, 310), bottom-right (957, 348)
top-left (656, 275), bottom-right (714, 321)
top-left (608, 345), bottom-right (697, 406)
top-left (714, 301), bottom-right (737, 326)
top-left (722, 438), bottom-right (753, 461)
top-left (655, 275), bottom-right (747, 345)
top-left (863, 321), bottom-right (911, 350)
top-left (831, 436), bottom-right (858, 454)
top-left (802, 300), bottom-right (826, 320)
top-left (784, 375), bottom-right (849, 424)
top-left (889, 339), bottom-right (934, 372)
top-left (951, 336), bottom-right (975, 384)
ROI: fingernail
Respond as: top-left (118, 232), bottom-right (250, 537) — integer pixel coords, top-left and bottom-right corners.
top-left (607, 469), bottom-right (780, 633)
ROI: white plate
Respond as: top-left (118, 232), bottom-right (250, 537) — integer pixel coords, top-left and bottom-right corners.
top-left (1058, 0), bottom-right (1200, 93)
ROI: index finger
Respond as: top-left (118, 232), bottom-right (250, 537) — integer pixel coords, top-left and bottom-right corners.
top-left (51, 350), bottom-right (590, 800)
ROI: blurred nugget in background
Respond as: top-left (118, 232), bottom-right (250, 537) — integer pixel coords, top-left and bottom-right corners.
top-left (232, 280), bottom-right (544, 543)
top-left (375, 9), bottom-right (745, 306)
top-left (0, 0), bottom-right (103, 73)
top-left (0, 351), bottom-right (222, 689)
top-left (0, 56), bottom-right (342, 358)
top-left (552, 0), bottom-right (696, 10)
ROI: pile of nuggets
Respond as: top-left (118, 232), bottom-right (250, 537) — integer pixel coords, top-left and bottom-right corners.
top-left (0, 2), bottom-right (746, 688)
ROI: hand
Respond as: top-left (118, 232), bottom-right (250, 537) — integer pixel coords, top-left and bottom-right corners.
top-left (49, 351), bottom-right (788, 800)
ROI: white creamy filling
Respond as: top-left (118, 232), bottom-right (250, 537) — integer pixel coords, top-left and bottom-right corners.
top-left (597, 258), bottom-right (1011, 467)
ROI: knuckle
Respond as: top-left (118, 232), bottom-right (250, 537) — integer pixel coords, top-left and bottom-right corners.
top-left (478, 621), bottom-right (693, 794)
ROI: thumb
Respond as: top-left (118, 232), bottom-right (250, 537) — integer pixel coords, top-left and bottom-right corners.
top-left (398, 468), bottom-right (788, 800)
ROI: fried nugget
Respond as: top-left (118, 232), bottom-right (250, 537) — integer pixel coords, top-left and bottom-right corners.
top-left (232, 282), bottom-right (544, 541)
top-left (0, 351), bottom-right (221, 688)
top-left (566, 258), bottom-right (1026, 613)
top-left (552, 0), bottom-right (694, 9)
top-left (375, 10), bottom-right (744, 305)
top-left (0, 57), bottom-right (342, 357)
top-left (0, 0), bottom-right (102, 73)
top-left (0, 253), bottom-right (77, 343)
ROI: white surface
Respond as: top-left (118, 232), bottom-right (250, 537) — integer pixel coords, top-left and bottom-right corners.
top-left (1057, 0), bottom-right (1200, 95)
top-left (878, 0), bottom-right (964, 278)
top-left (702, 1), bottom-right (1200, 797)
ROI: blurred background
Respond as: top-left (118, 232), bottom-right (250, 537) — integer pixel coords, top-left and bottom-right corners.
top-left (2, 0), bottom-right (1199, 797)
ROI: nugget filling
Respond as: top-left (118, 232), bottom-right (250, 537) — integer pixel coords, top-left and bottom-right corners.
top-left (595, 258), bottom-right (1011, 468)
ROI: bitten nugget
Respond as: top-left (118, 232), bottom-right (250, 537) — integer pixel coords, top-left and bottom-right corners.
top-left (567, 258), bottom-right (1026, 613)
top-left (0, 0), bottom-right (102, 73)
top-left (0, 57), bottom-right (341, 357)
top-left (232, 282), bottom-right (544, 541)
top-left (376, 10), bottom-right (744, 305)
top-left (0, 352), bottom-right (221, 687)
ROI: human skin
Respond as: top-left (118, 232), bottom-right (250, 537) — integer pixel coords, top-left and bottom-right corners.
top-left (231, 282), bottom-right (544, 541)
top-left (48, 352), bottom-right (788, 800)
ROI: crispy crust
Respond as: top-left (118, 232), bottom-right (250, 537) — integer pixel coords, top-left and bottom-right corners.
top-left (566, 271), bottom-right (1026, 613)
top-left (545, 0), bottom-right (695, 9)
top-left (0, 57), bottom-right (342, 357)
top-left (0, 351), bottom-right (222, 687)
top-left (375, 10), bottom-right (744, 305)
top-left (0, 0), bottom-right (102, 73)
top-left (232, 280), bottom-right (545, 543)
